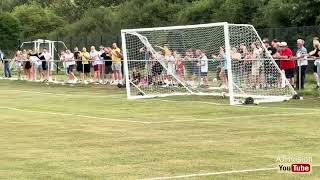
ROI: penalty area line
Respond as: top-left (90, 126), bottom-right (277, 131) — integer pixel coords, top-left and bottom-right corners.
top-left (0, 106), bottom-right (316, 125)
top-left (0, 106), bottom-right (151, 124)
top-left (152, 112), bottom-right (317, 123)
top-left (141, 165), bottom-right (320, 180)
top-left (141, 167), bottom-right (277, 180)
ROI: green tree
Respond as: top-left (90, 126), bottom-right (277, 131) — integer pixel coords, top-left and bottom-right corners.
top-left (12, 2), bottom-right (65, 38)
top-left (117, 0), bottom-right (188, 28)
top-left (177, 0), bottom-right (224, 24)
top-left (214, 0), bottom-right (261, 24)
top-left (0, 12), bottom-right (21, 54)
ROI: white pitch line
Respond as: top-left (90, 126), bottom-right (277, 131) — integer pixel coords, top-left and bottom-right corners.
top-left (142, 165), bottom-right (320, 180)
top-left (0, 106), bottom-right (151, 124)
top-left (3, 90), bottom-right (320, 112)
top-left (141, 167), bottom-right (277, 180)
top-left (0, 106), bottom-right (317, 125)
top-left (157, 99), bottom-right (224, 106)
top-left (151, 112), bottom-right (318, 123)
top-left (156, 99), bottom-right (320, 112)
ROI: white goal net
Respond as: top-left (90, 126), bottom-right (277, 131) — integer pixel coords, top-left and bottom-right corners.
top-left (121, 22), bottom-right (296, 105)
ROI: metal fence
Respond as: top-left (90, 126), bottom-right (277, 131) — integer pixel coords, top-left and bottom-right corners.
top-left (257, 25), bottom-right (320, 50)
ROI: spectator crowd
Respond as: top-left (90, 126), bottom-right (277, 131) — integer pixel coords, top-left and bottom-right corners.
top-left (0, 43), bottom-right (123, 85)
top-left (1, 37), bottom-right (320, 91)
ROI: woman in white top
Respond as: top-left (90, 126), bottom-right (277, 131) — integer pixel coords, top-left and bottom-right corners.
top-left (13, 51), bottom-right (23, 80)
top-left (251, 42), bottom-right (263, 88)
top-left (165, 50), bottom-right (175, 86)
top-left (64, 49), bottom-right (76, 83)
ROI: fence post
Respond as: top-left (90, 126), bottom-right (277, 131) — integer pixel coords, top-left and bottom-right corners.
top-left (70, 37), bottom-right (73, 50)
top-left (56, 36), bottom-right (59, 75)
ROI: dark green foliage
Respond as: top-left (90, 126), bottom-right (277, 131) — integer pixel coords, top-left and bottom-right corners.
top-left (1, 0), bottom-right (320, 54)
top-left (0, 12), bottom-right (22, 54)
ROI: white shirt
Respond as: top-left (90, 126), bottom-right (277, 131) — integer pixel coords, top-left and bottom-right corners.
top-left (30, 55), bottom-right (40, 65)
top-left (200, 55), bottom-right (208, 72)
top-left (97, 50), bottom-right (104, 65)
top-left (43, 52), bottom-right (52, 61)
top-left (90, 50), bottom-right (100, 65)
top-left (64, 53), bottom-right (75, 66)
top-left (166, 55), bottom-right (175, 69)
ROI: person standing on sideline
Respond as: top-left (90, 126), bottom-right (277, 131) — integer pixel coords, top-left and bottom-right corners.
top-left (295, 39), bottom-right (308, 90)
top-left (90, 46), bottom-right (101, 84)
top-left (277, 42), bottom-right (296, 87)
top-left (80, 47), bottom-right (90, 83)
top-left (74, 47), bottom-right (81, 80)
top-left (308, 37), bottom-right (320, 89)
top-left (0, 50), bottom-right (11, 78)
top-left (64, 49), bottom-right (76, 83)
top-left (97, 46), bottom-right (105, 83)
top-left (111, 43), bottom-right (123, 85)
top-left (13, 50), bottom-right (23, 80)
top-left (101, 47), bottom-right (113, 84)
top-left (199, 50), bottom-right (209, 86)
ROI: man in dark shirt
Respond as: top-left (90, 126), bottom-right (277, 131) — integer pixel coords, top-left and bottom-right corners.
top-left (74, 47), bottom-right (82, 80)
top-left (100, 47), bottom-right (113, 84)
top-left (0, 50), bottom-right (11, 78)
top-left (263, 39), bottom-right (278, 87)
top-left (38, 49), bottom-right (47, 81)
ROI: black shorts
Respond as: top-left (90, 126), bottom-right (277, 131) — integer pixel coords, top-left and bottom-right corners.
top-left (76, 62), bottom-right (82, 72)
top-left (42, 61), bottom-right (47, 71)
top-left (105, 65), bottom-right (113, 74)
top-left (285, 68), bottom-right (295, 78)
top-left (313, 65), bottom-right (317, 73)
top-left (82, 64), bottom-right (90, 73)
top-left (67, 65), bottom-right (74, 74)
top-left (151, 62), bottom-right (163, 76)
top-left (25, 61), bottom-right (32, 70)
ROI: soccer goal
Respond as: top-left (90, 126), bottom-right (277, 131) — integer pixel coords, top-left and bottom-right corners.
top-left (121, 22), bottom-right (296, 105)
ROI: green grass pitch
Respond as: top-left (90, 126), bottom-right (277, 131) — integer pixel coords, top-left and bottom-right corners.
top-left (0, 80), bottom-right (319, 179)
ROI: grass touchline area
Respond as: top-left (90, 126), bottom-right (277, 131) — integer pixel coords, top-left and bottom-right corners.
top-left (0, 80), bottom-right (319, 179)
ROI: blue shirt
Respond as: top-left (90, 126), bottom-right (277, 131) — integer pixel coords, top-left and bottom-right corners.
top-left (220, 54), bottom-right (227, 70)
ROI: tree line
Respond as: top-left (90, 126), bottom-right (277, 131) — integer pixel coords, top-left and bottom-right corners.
top-left (1, 0), bottom-right (320, 55)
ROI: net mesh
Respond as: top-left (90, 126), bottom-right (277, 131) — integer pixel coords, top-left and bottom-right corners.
top-left (122, 23), bottom-right (296, 104)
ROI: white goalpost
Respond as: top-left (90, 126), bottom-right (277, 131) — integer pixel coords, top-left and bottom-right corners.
top-left (121, 22), bottom-right (297, 105)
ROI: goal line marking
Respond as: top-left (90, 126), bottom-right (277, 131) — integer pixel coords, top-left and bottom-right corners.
top-left (156, 99), bottom-right (320, 112)
top-left (141, 165), bottom-right (320, 180)
top-left (2, 89), bottom-right (319, 112)
top-left (0, 106), bottom-right (316, 124)
top-left (152, 112), bottom-right (317, 123)
top-left (0, 106), bottom-right (151, 124)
